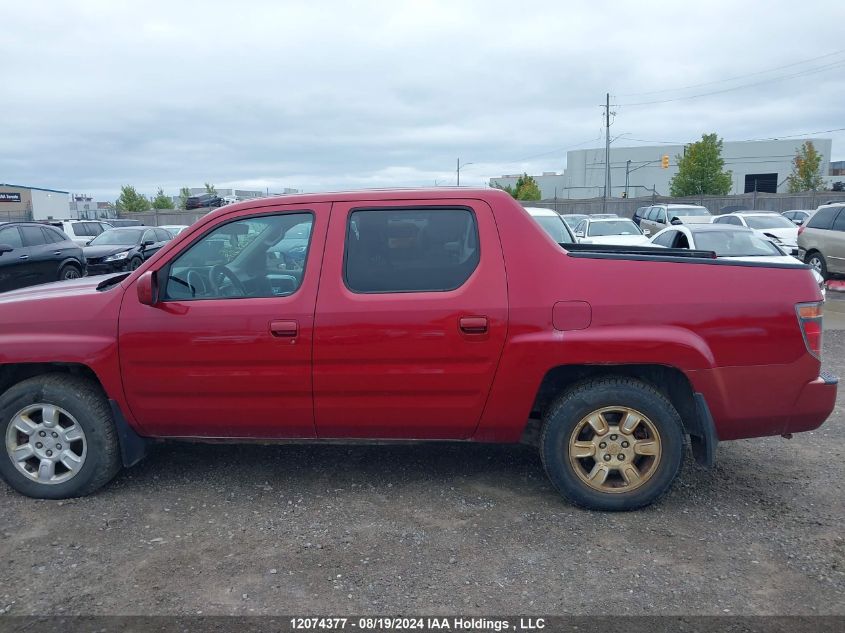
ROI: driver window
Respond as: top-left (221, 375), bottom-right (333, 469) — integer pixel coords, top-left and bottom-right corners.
top-left (163, 212), bottom-right (314, 301)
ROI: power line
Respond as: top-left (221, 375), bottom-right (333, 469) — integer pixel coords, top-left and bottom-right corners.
top-left (616, 48), bottom-right (845, 97)
top-left (617, 59), bottom-right (845, 107)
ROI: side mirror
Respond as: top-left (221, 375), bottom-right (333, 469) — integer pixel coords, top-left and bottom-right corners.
top-left (0, 244), bottom-right (13, 255)
top-left (642, 229), bottom-right (651, 236)
top-left (142, 240), bottom-right (155, 249)
top-left (791, 248), bottom-right (801, 257)
top-left (670, 217), bottom-right (682, 225)
top-left (794, 219), bottom-right (804, 225)
top-left (136, 270), bottom-right (159, 306)
top-left (574, 231), bottom-right (585, 238)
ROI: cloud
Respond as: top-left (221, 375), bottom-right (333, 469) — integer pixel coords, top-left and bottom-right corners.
top-left (1, 0), bottom-right (843, 200)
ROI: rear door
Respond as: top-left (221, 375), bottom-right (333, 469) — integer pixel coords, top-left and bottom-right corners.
top-left (18, 225), bottom-right (56, 283)
top-left (313, 198), bottom-right (508, 439)
top-left (828, 209), bottom-right (845, 273)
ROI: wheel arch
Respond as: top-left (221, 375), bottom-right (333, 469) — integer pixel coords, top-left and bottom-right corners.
top-left (525, 363), bottom-right (717, 466)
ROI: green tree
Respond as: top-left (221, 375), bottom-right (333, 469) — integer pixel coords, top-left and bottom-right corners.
top-left (494, 173), bottom-right (542, 200)
top-left (515, 173), bottom-right (542, 200)
top-left (786, 141), bottom-right (825, 192)
top-left (151, 187), bottom-right (174, 209)
top-left (669, 133), bottom-right (733, 197)
top-left (204, 182), bottom-right (217, 195)
top-left (115, 185), bottom-right (151, 213)
top-left (178, 186), bottom-right (191, 210)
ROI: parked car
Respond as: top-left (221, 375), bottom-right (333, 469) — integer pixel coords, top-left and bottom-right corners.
top-left (782, 210), bottom-right (813, 226)
top-left (0, 222), bottom-right (85, 292)
top-left (711, 212), bottom-right (799, 250)
top-left (639, 204), bottom-right (712, 236)
top-left (42, 220), bottom-right (113, 246)
top-left (632, 206), bottom-right (651, 226)
top-left (0, 189), bottom-right (835, 511)
top-left (573, 217), bottom-right (651, 246)
top-left (82, 227), bottom-right (173, 275)
top-left (560, 213), bottom-right (588, 229)
top-left (797, 203), bottom-right (845, 279)
top-left (159, 225), bottom-right (190, 236)
top-left (525, 207), bottom-right (576, 244)
top-left (186, 194), bottom-right (224, 210)
top-left (650, 224), bottom-right (825, 292)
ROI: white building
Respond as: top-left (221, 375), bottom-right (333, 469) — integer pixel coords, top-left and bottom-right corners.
top-left (490, 138), bottom-right (834, 199)
top-left (0, 183), bottom-right (71, 221)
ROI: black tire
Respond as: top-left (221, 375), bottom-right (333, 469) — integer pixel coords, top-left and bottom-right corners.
top-left (129, 257), bottom-right (143, 271)
top-left (0, 374), bottom-right (122, 499)
top-left (805, 251), bottom-right (828, 280)
top-left (541, 377), bottom-right (684, 511)
top-left (58, 263), bottom-right (81, 281)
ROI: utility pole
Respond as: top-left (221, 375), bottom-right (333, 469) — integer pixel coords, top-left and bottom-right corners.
top-left (602, 92), bottom-right (612, 212)
top-left (457, 158), bottom-right (460, 186)
top-left (625, 159), bottom-right (631, 199)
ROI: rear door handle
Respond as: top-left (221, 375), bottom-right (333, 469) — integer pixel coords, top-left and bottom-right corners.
top-left (459, 316), bottom-right (488, 334)
top-left (18, 255), bottom-right (29, 260)
top-left (269, 319), bottom-right (298, 337)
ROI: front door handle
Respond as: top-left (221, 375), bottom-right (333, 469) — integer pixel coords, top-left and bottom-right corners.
top-left (18, 255), bottom-right (29, 260)
top-left (459, 316), bottom-right (488, 334)
top-left (269, 319), bottom-right (298, 337)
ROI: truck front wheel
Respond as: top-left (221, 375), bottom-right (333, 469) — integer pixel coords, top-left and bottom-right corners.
top-left (541, 377), bottom-right (684, 511)
top-left (0, 375), bottom-right (122, 499)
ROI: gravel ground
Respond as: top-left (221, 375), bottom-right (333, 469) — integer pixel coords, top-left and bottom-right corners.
top-left (0, 334), bottom-right (843, 617)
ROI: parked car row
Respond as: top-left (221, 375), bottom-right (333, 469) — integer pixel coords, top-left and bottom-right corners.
top-left (0, 220), bottom-right (191, 292)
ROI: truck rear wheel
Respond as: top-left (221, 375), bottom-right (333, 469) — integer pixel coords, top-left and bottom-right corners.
top-left (0, 374), bottom-right (122, 499)
top-left (541, 377), bottom-right (684, 511)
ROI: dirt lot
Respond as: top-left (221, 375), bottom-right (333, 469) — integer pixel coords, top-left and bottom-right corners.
top-left (1, 333), bottom-right (843, 617)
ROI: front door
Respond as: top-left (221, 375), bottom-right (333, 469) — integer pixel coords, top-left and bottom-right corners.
top-left (0, 226), bottom-right (33, 292)
top-left (313, 199), bottom-right (508, 439)
top-left (118, 203), bottom-right (329, 438)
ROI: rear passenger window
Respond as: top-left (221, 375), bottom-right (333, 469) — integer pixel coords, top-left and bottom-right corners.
top-left (807, 207), bottom-right (839, 230)
top-left (652, 230), bottom-right (676, 247)
top-left (831, 210), bottom-right (845, 232)
top-left (345, 208), bottom-right (479, 293)
top-left (20, 226), bottom-right (47, 246)
top-left (41, 227), bottom-right (65, 243)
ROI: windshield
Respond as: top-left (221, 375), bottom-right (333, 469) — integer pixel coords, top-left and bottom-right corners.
top-left (744, 215), bottom-right (796, 230)
top-left (694, 230), bottom-right (782, 256)
top-left (89, 229), bottom-right (141, 246)
top-left (670, 207), bottom-right (710, 217)
top-left (533, 215), bottom-right (575, 244)
top-left (588, 220), bottom-right (642, 236)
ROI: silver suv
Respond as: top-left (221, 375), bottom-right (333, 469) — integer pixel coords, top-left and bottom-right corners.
top-left (797, 204), bottom-right (845, 279)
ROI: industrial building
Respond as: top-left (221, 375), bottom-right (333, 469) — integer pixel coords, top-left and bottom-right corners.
top-left (490, 138), bottom-right (836, 199)
top-left (0, 183), bottom-right (71, 221)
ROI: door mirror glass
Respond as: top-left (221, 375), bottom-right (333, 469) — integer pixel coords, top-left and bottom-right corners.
top-left (142, 240), bottom-right (155, 248)
top-left (137, 271), bottom-right (158, 306)
top-left (642, 229), bottom-right (651, 236)
top-left (670, 217), bottom-right (682, 225)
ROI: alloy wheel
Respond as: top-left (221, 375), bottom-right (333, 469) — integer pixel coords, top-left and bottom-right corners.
top-left (567, 406), bottom-right (662, 493)
top-left (5, 404), bottom-right (87, 484)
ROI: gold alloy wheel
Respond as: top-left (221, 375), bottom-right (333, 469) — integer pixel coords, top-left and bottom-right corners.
top-left (567, 406), bottom-right (662, 494)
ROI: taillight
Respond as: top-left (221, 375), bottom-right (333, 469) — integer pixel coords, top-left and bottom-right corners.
top-left (798, 225), bottom-right (806, 236)
top-left (796, 302), bottom-right (823, 359)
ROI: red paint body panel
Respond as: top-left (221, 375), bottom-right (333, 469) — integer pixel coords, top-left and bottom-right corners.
top-left (0, 188), bottom-right (835, 446)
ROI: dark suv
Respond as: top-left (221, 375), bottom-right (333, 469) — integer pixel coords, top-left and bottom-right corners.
top-left (186, 193), bottom-right (224, 210)
top-left (0, 222), bottom-right (86, 292)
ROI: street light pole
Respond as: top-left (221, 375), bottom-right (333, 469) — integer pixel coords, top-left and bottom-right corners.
top-left (625, 159), bottom-right (631, 198)
top-left (456, 159), bottom-right (474, 186)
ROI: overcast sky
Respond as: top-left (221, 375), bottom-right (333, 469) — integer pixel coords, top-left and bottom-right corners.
top-left (2, 0), bottom-right (844, 200)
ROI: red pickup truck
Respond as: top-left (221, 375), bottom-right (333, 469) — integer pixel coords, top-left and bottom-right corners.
top-left (0, 189), bottom-right (836, 510)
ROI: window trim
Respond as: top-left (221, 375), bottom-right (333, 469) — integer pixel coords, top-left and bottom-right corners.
top-left (159, 210), bottom-right (315, 302)
top-left (342, 205), bottom-right (481, 295)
